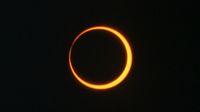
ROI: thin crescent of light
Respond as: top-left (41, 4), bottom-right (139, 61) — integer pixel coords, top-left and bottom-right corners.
top-left (68, 26), bottom-right (133, 90)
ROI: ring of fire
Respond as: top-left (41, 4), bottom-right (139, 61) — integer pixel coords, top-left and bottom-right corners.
top-left (69, 26), bottom-right (133, 90)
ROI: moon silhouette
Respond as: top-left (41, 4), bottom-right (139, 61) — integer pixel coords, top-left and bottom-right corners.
top-left (69, 26), bottom-right (133, 90)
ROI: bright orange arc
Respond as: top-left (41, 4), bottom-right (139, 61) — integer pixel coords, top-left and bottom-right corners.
top-left (69, 26), bottom-right (133, 90)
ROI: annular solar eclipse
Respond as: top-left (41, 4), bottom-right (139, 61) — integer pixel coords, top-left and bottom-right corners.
top-left (69, 26), bottom-right (133, 90)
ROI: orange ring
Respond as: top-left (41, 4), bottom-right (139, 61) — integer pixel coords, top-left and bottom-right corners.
top-left (69, 26), bottom-right (133, 90)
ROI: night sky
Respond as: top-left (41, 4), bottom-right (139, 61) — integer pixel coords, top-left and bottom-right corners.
top-left (1, 0), bottom-right (196, 112)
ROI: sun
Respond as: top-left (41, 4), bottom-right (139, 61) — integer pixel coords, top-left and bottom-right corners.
top-left (68, 26), bottom-right (133, 90)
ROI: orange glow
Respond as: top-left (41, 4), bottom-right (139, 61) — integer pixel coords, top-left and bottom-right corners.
top-left (69, 26), bottom-right (133, 90)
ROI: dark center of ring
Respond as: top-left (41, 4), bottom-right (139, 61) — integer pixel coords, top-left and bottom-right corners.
top-left (71, 30), bottom-right (126, 84)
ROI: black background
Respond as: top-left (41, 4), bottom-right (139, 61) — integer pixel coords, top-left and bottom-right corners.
top-left (1, 0), bottom-right (196, 112)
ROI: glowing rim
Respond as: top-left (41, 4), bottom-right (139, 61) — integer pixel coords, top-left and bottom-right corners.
top-left (69, 26), bottom-right (133, 90)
